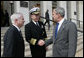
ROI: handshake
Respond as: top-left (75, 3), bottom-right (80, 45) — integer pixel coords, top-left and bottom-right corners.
top-left (37, 39), bottom-right (48, 50)
top-left (38, 39), bottom-right (45, 46)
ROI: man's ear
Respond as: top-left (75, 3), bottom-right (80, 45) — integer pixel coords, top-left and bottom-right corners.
top-left (15, 19), bottom-right (18, 23)
top-left (31, 15), bottom-right (34, 19)
top-left (58, 13), bottom-right (61, 17)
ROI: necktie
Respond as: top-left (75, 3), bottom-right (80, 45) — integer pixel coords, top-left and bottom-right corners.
top-left (55, 23), bottom-right (59, 39)
top-left (36, 22), bottom-right (39, 26)
top-left (19, 30), bottom-right (22, 36)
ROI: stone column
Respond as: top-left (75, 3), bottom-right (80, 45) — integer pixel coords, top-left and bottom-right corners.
top-left (57, 1), bottom-right (67, 19)
top-left (14, 1), bottom-right (29, 25)
top-left (40, 1), bottom-right (53, 25)
top-left (67, 1), bottom-right (71, 20)
top-left (70, 1), bottom-right (77, 24)
top-left (76, 1), bottom-right (83, 28)
top-left (3, 1), bottom-right (12, 26)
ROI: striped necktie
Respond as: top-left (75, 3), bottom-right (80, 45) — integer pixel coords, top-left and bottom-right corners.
top-left (36, 22), bottom-right (39, 26)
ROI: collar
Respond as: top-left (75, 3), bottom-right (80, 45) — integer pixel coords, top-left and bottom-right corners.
top-left (32, 20), bottom-right (38, 25)
top-left (13, 24), bottom-right (21, 32)
top-left (58, 18), bottom-right (65, 25)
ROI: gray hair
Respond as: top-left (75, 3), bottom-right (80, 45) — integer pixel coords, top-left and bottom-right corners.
top-left (10, 13), bottom-right (23, 24)
top-left (55, 7), bottom-right (65, 18)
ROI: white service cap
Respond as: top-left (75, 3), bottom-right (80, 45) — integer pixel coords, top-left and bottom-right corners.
top-left (30, 7), bottom-right (40, 15)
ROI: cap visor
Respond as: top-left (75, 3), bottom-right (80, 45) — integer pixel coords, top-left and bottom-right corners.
top-left (33, 12), bottom-right (40, 14)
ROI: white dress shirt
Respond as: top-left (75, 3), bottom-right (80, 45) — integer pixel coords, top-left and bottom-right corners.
top-left (13, 24), bottom-right (21, 32)
top-left (32, 20), bottom-right (39, 26)
top-left (57, 18), bottom-right (65, 32)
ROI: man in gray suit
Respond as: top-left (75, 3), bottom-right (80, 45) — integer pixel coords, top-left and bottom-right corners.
top-left (44, 7), bottom-right (77, 57)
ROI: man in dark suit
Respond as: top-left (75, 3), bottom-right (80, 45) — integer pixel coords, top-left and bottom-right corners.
top-left (3, 13), bottom-right (25, 57)
top-left (4, 10), bottom-right (10, 26)
top-left (44, 9), bottom-right (50, 30)
top-left (45, 7), bottom-right (77, 57)
top-left (25, 7), bottom-right (47, 57)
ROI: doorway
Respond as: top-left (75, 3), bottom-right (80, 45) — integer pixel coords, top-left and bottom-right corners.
top-left (1, 1), bottom-right (13, 27)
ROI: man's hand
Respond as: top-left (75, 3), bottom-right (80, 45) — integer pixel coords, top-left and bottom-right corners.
top-left (38, 40), bottom-right (45, 46)
top-left (46, 47), bottom-right (48, 51)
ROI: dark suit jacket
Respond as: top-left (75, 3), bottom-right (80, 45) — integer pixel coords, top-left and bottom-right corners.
top-left (25, 21), bottom-right (47, 44)
top-left (45, 19), bottom-right (77, 57)
top-left (3, 25), bottom-right (25, 57)
top-left (25, 21), bottom-right (47, 57)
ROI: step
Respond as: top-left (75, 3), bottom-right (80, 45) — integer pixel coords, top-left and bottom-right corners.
top-left (1, 37), bottom-right (82, 51)
top-left (77, 49), bottom-right (83, 57)
top-left (77, 38), bottom-right (83, 45)
top-left (1, 30), bottom-right (7, 34)
top-left (1, 34), bottom-right (82, 44)
top-left (1, 26), bottom-right (54, 31)
top-left (25, 45), bottom-right (30, 52)
top-left (77, 31), bottom-right (83, 34)
top-left (77, 35), bottom-right (83, 40)
top-left (25, 54), bottom-right (31, 57)
top-left (47, 34), bottom-right (53, 37)
top-left (1, 27), bottom-right (9, 30)
top-left (46, 44), bottom-right (53, 57)
top-left (1, 41), bottom-right (4, 46)
top-left (46, 49), bottom-right (52, 57)
top-left (76, 43), bottom-right (83, 52)
top-left (46, 30), bottom-right (53, 32)
top-left (1, 34), bottom-right (5, 37)
top-left (25, 51), bottom-right (31, 57)
top-left (1, 37), bottom-right (4, 41)
top-left (1, 27), bottom-right (9, 34)
top-left (1, 51), bottom-right (3, 57)
top-left (1, 28), bottom-right (82, 38)
top-left (1, 27), bottom-right (83, 57)
top-left (25, 46), bottom-right (31, 57)
top-left (1, 43), bottom-right (30, 52)
top-left (75, 49), bottom-right (83, 57)
top-left (77, 32), bottom-right (81, 34)
top-left (1, 36), bottom-right (83, 50)
top-left (1, 31), bottom-right (82, 38)
top-left (77, 28), bottom-right (83, 31)
top-left (1, 35), bottom-right (83, 45)
top-left (1, 45), bottom-right (4, 52)
top-left (1, 44), bottom-right (83, 57)
top-left (46, 31), bottom-right (53, 34)
top-left (78, 33), bottom-right (83, 37)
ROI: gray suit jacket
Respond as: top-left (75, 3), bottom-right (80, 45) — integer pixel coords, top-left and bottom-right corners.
top-left (45, 19), bottom-right (77, 57)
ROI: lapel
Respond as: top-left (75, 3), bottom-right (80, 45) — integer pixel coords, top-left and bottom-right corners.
top-left (38, 21), bottom-right (44, 29)
top-left (12, 25), bottom-right (19, 33)
top-left (12, 25), bottom-right (23, 38)
top-left (55, 19), bottom-right (67, 40)
top-left (19, 31), bottom-right (22, 37)
top-left (31, 21), bottom-right (42, 32)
